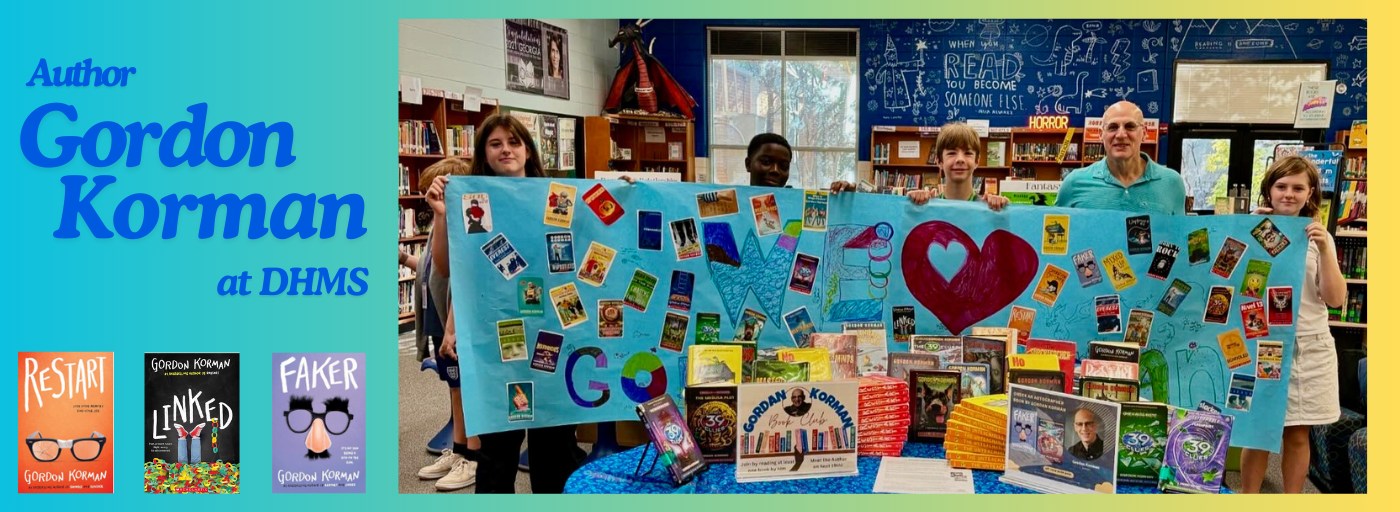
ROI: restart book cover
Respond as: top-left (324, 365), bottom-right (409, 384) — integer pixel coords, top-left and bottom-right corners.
top-left (18, 352), bottom-right (114, 493)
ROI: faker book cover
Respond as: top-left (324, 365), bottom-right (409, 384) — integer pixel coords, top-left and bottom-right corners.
top-left (272, 353), bottom-right (366, 492)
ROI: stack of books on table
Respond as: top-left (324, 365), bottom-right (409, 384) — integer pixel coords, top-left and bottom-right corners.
top-left (858, 375), bottom-right (910, 457)
top-left (946, 394), bottom-right (1008, 470)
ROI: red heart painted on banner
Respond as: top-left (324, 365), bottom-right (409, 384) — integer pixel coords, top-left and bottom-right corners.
top-left (902, 221), bottom-right (1039, 335)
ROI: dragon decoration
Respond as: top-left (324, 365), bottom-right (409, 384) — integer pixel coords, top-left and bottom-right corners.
top-left (605, 19), bottom-right (698, 119)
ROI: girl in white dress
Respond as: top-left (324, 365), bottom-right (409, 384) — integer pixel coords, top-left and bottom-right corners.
top-left (1240, 156), bottom-right (1346, 493)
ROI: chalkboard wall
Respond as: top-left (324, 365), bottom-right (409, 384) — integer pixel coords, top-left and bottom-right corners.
top-left (636, 19), bottom-right (1366, 161)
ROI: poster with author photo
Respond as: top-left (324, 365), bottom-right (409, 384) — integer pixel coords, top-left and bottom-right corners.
top-left (504, 19), bottom-right (569, 99)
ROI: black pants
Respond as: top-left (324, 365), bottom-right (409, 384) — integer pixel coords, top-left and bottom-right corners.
top-left (476, 425), bottom-right (584, 494)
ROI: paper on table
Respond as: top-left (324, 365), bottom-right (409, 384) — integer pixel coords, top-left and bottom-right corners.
top-left (872, 457), bottom-right (976, 494)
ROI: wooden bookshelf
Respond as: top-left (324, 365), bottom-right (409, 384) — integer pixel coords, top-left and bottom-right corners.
top-left (867, 124), bottom-right (1161, 185)
top-left (583, 114), bottom-right (695, 181)
top-left (398, 87), bottom-right (500, 325)
top-left (1329, 129), bottom-right (1367, 339)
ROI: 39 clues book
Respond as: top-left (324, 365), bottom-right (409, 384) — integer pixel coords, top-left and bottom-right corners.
top-left (18, 352), bottom-right (114, 493)
top-left (736, 381), bottom-right (858, 482)
top-left (1002, 385), bottom-right (1122, 494)
top-left (1160, 408), bottom-right (1233, 494)
top-left (271, 353), bottom-right (366, 493)
top-left (144, 353), bottom-right (240, 494)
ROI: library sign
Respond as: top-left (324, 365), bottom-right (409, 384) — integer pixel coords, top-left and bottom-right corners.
top-left (21, 58), bottom-right (368, 297)
top-left (1028, 115), bottom-right (1071, 131)
top-left (448, 176), bottom-right (1310, 453)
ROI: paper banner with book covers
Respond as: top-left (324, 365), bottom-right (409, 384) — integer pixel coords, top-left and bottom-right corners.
top-left (447, 177), bottom-right (1307, 451)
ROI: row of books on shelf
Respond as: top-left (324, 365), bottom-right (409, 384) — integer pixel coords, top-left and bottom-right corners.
top-left (445, 125), bottom-right (475, 158)
top-left (1013, 143), bottom-right (1079, 162)
top-left (399, 243), bottom-right (424, 280)
top-left (1335, 180), bottom-right (1367, 226)
top-left (1343, 156), bottom-right (1366, 179)
top-left (398, 163), bottom-right (414, 195)
top-left (1337, 245), bottom-right (1367, 280)
top-left (398, 281), bottom-right (416, 316)
top-left (399, 206), bottom-right (428, 239)
top-left (399, 120), bottom-right (476, 157)
top-left (1329, 289), bottom-right (1367, 324)
top-left (864, 175), bottom-right (1003, 197)
top-left (399, 120), bottom-right (442, 155)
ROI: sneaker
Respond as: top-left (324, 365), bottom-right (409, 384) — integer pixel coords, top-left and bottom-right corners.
top-left (434, 458), bottom-right (477, 491)
top-left (417, 449), bottom-right (463, 480)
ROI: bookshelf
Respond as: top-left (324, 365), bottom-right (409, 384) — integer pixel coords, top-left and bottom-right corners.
top-left (865, 123), bottom-right (1160, 191)
top-left (583, 114), bottom-right (695, 182)
top-left (1327, 128), bottom-right (1367, 336)
top-left (398, 87), bottom-right (501, 325)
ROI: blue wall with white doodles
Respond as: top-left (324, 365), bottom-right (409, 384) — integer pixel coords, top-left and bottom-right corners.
top-left (631, 19), bottom-right (1367, 160)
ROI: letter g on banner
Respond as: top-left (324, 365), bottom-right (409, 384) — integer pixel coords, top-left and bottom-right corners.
top-left (565, 347), bottom-right (609, 408)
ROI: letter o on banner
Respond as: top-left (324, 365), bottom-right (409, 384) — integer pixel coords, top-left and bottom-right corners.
top-left (565, 346), bottom-right (610, 408)
top-left (620, 351), bottom-right (667, 403)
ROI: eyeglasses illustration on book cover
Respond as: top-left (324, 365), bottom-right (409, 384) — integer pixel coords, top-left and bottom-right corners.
top-left (25, 431), bottom-right (107, 462)
top-left (284, 395), bottom-right (355, 459)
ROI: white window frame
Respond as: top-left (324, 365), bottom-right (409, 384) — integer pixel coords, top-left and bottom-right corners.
top-left (706, 27), bottom-right (860, 186)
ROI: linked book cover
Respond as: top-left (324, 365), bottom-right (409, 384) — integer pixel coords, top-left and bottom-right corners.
top-left (144, 353), bottom-right (240, 494)
top-left (18, 352), bottom-right (114, 493)
top-left (272, 353), bottom-right (366, 493)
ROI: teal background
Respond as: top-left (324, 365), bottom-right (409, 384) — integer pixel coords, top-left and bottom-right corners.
top-left (2, 0), bottom-right (394, 502)
top-left (0, 0), bottom-right (1381, 505)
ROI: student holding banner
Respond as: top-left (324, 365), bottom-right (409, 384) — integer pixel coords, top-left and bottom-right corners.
top-left (1239, 156), bottom-right (1346, 494)
top-left (403, 157), bottom-right (486, 491)
top-left (427, 114), bottom-right (585, 494)
top-left (906, 122), bottom-right (1010, 210)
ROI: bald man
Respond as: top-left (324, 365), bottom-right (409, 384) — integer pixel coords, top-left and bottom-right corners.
top-left (1055, 101), bottom-right (1187, 215)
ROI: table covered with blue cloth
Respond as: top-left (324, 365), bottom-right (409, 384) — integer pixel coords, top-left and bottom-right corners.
top-left (565, 442), bottom-right (1229, 494)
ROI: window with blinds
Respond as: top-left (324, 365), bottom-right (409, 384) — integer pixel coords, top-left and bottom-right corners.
top-left (1173, 61), bottom-right (1329, 124)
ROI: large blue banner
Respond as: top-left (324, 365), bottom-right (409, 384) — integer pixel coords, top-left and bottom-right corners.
top-left (447, 177), bottom-right (1306, 451)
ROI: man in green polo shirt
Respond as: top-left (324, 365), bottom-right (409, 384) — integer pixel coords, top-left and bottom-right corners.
top-left (1055, 101), bottom-right (1186, 215)
top-left (908, 122), bottom-right (1009, 210)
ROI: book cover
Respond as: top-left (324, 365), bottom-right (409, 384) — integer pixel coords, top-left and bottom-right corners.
top-left (844, 322), bottom-right (888, 376)
top-left (1004, 385), bottom-right (1121, 494)
top-left (810, 334), bottom-right (858, 379)
top-left (1007, 353), bottom-right (1060, 372)
top-left (892, 305), bottom-right (916, 343)
top-left (1095, 295), bottom-right (1123, 334)
top-left (685, 386), bottom-right (739, 463)
top-left (909, 370), bottom-right (961, 441)
top-left (943, 362), bottom-right (992, 399)
top-left (687, 345), bottom-right (742, 386)
top-left (636, 394), bottom-right (706, 485)
top-left (1022, 339), bottom-right (1077, 393)
top-left (1073, 249), bottom-right (1103, 287)
top-left (1349, 120), bottom-right (1367, 148)
top-left (1006, 369), bottom-right (1065, 393)
top-left (1126, 216), bottom-right (1152, 255)
top-left (1082, 359), bottom-right (1139, 381)
top-left (18, 352), bottom-right (114, 493)
top-left (736, 381), bottom-right (858, 482)
top-left (1160, 408), bottom-right (1233, 494)
top-left (783, 307), bottom-right (817, 348)
top-left (1147, 243), bottom-right (1180, 280)
top-left (752, 361), bottom-right (809, 383)
top-left (1187, 228), bottom-right (1211, 266)
top-left (144, 353), bottom-right (240, 494)
top-left (887, 352), bottom-right (943, 382)
top-left (714, 340), bottom-right (756, 383)
top-left (910, 334), bottom-right (962, 364)
top-left (962, 336), bottom-right (1008, 394)
top-left (777, 348), bottom-right (832, 381)
top-left (986, 141), bottom-right (1007, 167)
top-left (638, 210), bottom-right (664, 251)
top-left (1088, 341), bottom-right (1141, 363)
top-left (271, 354), bottom-right (365, 493)
top-left (1239, 260), bottom-right (1272, 299)
top-left (1117, 402), bottom-right (1168, 486)
top-left (1080, 377), bottom-right (1140, 402)
top-left (1007, 306), bottom-right (1036, 344)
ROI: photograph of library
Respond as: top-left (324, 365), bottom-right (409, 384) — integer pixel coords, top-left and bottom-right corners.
top-left (396, 18), bottom-right (1367, 494)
